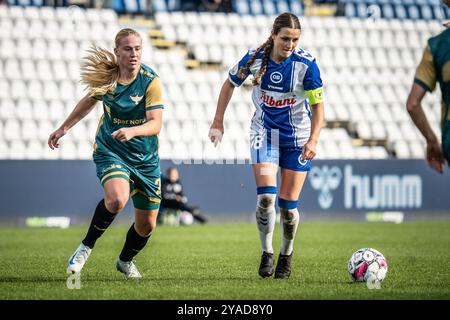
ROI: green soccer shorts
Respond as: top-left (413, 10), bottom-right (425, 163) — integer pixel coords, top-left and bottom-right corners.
top-left (94, 155), bottom-right (161, 211)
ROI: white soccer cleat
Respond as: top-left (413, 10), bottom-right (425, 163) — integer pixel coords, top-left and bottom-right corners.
top-left (116, 258), bottom-right (142, 279)
top-left (66, 243), bottom-right (92, 274)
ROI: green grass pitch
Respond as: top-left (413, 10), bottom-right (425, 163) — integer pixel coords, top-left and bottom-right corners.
top-left (0, 221), bottom-right (449, 299)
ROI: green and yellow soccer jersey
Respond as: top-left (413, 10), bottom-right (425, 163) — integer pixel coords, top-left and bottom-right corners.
top-left (93, 63), bottom-right (164, 167)
top-left (414, 27), bottom-right (450, 127)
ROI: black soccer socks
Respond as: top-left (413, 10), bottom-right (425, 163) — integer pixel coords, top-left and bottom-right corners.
top-left (119, 223), bottom-right (151, 262)
top-left (82, 199), bottom-right (117, 249)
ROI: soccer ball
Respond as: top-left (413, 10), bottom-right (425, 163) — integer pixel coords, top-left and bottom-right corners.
top-left (179, 211), bottom-right (194, 226)
top-left (348, 248), bottom-right (388, 283)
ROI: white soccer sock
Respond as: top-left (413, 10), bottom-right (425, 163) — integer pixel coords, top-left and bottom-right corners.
top-left (280, 208), bottom-right (300, 256)
top-left (255, 193), bottom-right (276, 254)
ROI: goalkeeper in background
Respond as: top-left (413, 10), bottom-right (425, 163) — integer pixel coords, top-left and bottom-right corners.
top-left (407, 0), bottom-right (450, 173)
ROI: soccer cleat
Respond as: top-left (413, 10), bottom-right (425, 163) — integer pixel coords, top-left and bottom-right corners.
top-left (274, 253), bottom-right (293, 279)
top-left (116, 258), bottom-right (142, 279)
top-left (258, 251), bottom-right (274, 278)
top-left (66, 243), bottom-right (92, 274)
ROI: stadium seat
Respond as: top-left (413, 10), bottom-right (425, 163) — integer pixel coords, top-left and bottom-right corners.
top-left (59, 80), bottom-right (76, 102)
top-left (9, 140), bottom-right (27, 159)
top-left (0, 99), bottom-right (14, 119)
top-left (30, 100), bottom-right (49, 121)
top-left (161, 24), bottom-right (177, 42)
top-left (8, 6), bottom-right (24, 19)
top-left (26, 139), bottom-right (44, 160)
top-left (28, 20), bottom-right (45, 39)
top-left (235, 0), bottom-right (250, 15)
top-left (0, 5), bottom-right (7, 21)
top-left (21, 119), bottom-right (38, 141)
top-left (262, 0), bottom-right (277, 16)
top-left (39, 6), bottom-right (55, 22)
top-left (356, 121), bottom-right (372, 140)
top-left (0, 39), bottom-right (14, 59)
top-left (277, 0), bottom-right (290, 14)
top-left (77, 140), bottom-right (93, 160)
top-left (420, 4), bottom-right (433, 20)
top-left (16, 98), bottom-right (32, 120)
top-left (3, 119), bottom-right (21, 141)
top-left (432, 5), bottom-right (445, 19)
top-left (235, 140), bottom-right (250, 160)
top-left (195, 120), bottom-right (210, 142)
top-left (152, 0), bottom-right (168, 12)
top-left (11, 80), bottom-right (27, 100)
top-left (219, 140), bottom-right (236, 160)
top-left (158, 141), bottom-right (172, 159)
top-left (381, 3), bottom-right (395, 19)
top-left (60, 140), bottom-right (78, 159)
top-left (409, 140), bottom-right (425, 159)
top-left (407, 4), bottom-right (421, 20)
top-left (53, 60), bottom-right (68, 81)
top-left (0, 139), bottom-right (7, 159)
top-left (180, 121), bottom-right (196, 142)
top-left (250, 0), bottom-right (263, 15)
top-left (338, 140), bottom-right (357, 159)
top-left (356, 2), bottom-right (369, 18)
top-left (323, 140), bottom-right (342, 159)
top-left (27, 80), bottom-right (43, 101)
top-left (394, 4), bottom-right (407, 19)
top-left (371, 121), bottom-right (387, 140)
top-left (345, 2), bottom-right (357, 17)
top-left (188, 141), bottom-right (203, 160)
top-left (371, 146), bottom-right (389, 159)
top-left (354, 146), bottom-right (371, 159)
top-left (171, 141), bottom-right (190, 160)
top-left (5, 58), bottom-right (21, 80)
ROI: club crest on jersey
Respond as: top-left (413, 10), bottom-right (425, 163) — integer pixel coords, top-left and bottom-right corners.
top-left (270, 72), bottom-right (283, 84)
top-left (130, 94), bottom-right (143, 105)
top-left (261, 91), bottom-right (296, 108)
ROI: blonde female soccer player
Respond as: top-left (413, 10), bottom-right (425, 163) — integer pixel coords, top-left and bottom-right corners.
top-left (209, 13), bottom-right (325, 279)
top-left (48, 28), bottom-right (164, 279)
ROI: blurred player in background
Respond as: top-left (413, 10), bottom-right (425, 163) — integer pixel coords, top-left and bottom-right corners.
top-left (407, 0), bottom-right (450, 174)
top-left (209, 13), bottom-right (324, 279)
top-left (161, 167), bottom-right (208, 224)
top-left (48, 28), bottom-right (164, 279)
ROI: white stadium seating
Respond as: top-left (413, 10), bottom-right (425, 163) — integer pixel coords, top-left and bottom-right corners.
top-left (0, 6), bottom-right (444, 160)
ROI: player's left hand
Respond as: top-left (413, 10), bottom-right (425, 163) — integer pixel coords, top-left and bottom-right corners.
top-left (426, 140), bottom-right (445, 174)
top-left (301, 139), bottom-right (317, 161)
top-left (111, 128), bottom-right (136, 142)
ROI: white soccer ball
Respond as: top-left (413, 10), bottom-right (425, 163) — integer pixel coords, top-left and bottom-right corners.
top-left (348, 248), bottom-right (388, 283)
top-left (179, 211), bottom-right (194, 226)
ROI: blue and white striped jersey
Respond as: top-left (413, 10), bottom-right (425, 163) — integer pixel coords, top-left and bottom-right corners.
top-left (229, 48), bottom-right (324, 148)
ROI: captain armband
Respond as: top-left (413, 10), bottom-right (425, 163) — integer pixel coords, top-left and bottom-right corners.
top-left (306, 87), bottom-right (324, 105)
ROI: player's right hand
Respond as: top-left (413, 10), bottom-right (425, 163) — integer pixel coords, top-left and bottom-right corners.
top-left (208, 121), bottom-right (224, 147)
top-left (48, 128), bottom-right (66, 150)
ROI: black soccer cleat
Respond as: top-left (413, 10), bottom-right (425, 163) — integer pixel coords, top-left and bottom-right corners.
top-left (258, 251), bottom-right (274, 278)
top-left (274, 253), bottom-right (293, 279)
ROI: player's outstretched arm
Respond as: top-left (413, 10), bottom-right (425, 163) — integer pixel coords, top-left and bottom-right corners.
top-left (48, 94), bottom-right (98, 149)
top-left (406, 83), bottom-right (445, 173)
top-left (209, 79), bottom-right (235, 147)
